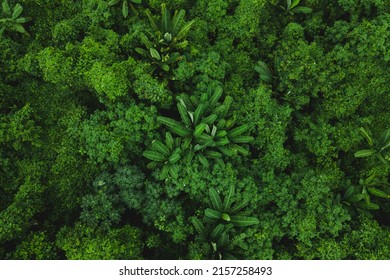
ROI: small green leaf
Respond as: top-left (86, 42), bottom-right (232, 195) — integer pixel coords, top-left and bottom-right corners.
top-left (169, 164), bottom-right (179, 179)
top-left (122, 0), bottom-right (129, 18)
top-left (130, 0), bottom-right (142, 3)
top-left (354, 149), bottom-right (375, 158)
top-left (149, 48), bottom-right (161, 60)
top-left (290, 0), bottom-right (301, 9)
top-left (205, 208), bottom-right (222, 221)
top-left (221, 213), bottom-right (231, 221)
top-left (367, 188), bottom-right (390, 199)
top-left (230, 215), bottom-right (259, 227)
top-left (2, 0), bottom-right (11, 16)
top-left (293, 6), bottom-right (312, 13)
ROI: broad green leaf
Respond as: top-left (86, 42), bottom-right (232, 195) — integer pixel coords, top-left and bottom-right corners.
top-left (169, 164), bottom-right (179, 179)
top-left (210, 224), bottom-right (224, 241)
top-left (227, 124), bottom-right (249, 138)
top-left (157, 116), bottom-right (191, 137)
top-left (175, 20), bottom-right (195, 41)
top-left (217, 232), bottom-right (229, 247)
top-left (13, 24), bottom-right (27, 34)
top-left (172, 9), bottom-right (185, 35)
top-left (209, 86), bottom-right (223, 108)
top-left (145, 9), bottom-right (159, 32)
top-left (161, 3), bottom-right (171, 33)
top-left (359, 127), bottom-right (373, 146)
top-left (230, 215), bottom-right (259, 227)
top-left (143, 150), bottom-right (166, 162)
top-left (255, 61), bottom-right (273, 83)
top-left (15, 17), bottom-right (28, 23)
top-left (198, 154), bottom-right (209, 168)
top-left (205, 208), bottom-right (222, 221)
top-left (202, 114), bottom-right (218, 125)
top-left (12, 3), bottom-right (23, 19)
top-left (2, 0), bottom-right (11, 16)
top-left (229, 136), bottom-right (254, 144)
top-left (290, 0), bottom-right (301, 9)
top-left (356, 201), bottom-right (380, 210)
top-left (347, 194), bottom-right (365, 203)
top-left (223, 185), bottom-right (235, 211)
top-left (294, 6), bottom-right (313, 13)
top-left (193, 103), bottom-right (205, 126)
top-left (354, 149), bottom-right (375, 158)
top-left (122, 0), bottom-right (129, 18)
top-left (194, 123), bottom-right (207, 138)
top-left (192, 218), bottom-right (207, 237)
top-left (209, 188), bottom-right (223, 211)
top-left (149, 48), bottom-right (161, 60)
top-left (151, 140), bottom-right (170, 156)
top-left (177, 101), bottom-right (192, 127)
top-left (168, 153), bottom-right (181, 164)
top-left (165, 132), bottom-right (174, 150)
top-left (221, 96), bottom-right (233, 118)
top-left (367, 187), bottom-right (390, 199)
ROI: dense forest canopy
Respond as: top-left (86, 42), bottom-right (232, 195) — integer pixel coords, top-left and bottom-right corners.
top-left (0, 0), bottom-right (389, 259)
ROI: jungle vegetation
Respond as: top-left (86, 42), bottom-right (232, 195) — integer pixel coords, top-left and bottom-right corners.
top-left (0, 0), bottom-right (389, 260)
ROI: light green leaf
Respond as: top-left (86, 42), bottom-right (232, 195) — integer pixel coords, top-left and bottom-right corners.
top-left (122, 0), bottom-right (129, 18)
top-left (354, 149), bottom-right (375, 158)
top-left (149, 48), bottom-right (161, 60)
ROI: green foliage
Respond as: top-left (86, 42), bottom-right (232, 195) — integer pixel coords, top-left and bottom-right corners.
top-left (144, 86), bottom-right (254, 179)
top-left (0, 0), bottom-right (30, 37)
top-left (56, 223), bottom-right (143, 259)
top-left (80, 102), bottom-right (158, 166)
top-left (135, 3), bottom-right (194, 74)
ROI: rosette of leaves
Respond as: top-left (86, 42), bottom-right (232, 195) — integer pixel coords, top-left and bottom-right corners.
top-left (337, 176), bottom-right (390, 213)
top-left (255, 61), bottom-right (274, 83)
top-left (0, 0), bottom-right (29, 37)
top-left (142, 131), bottom-right (183, 180)
top-left (108, 0), bottom-right (141, 18)
top-left (155, 86), bottom-right (254, 168)
top-left (354, 127), bottom-right (390, 164)
top-left (191, 186), bottom-right (258, 259)
top-left (135, 3), bottom-right (194, 73)
top-left (204, 186), bottom-right (259, 227)
top-left (191, 221), bottom-right (241, 260)
top-left (279, 0), bottom-right (312, 15)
